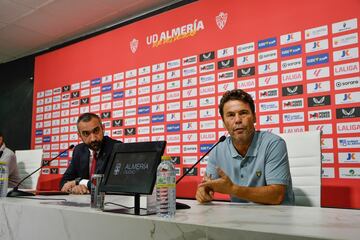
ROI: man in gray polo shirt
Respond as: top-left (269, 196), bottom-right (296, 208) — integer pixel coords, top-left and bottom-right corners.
top-left (196, 89), bottom-right (294, 205)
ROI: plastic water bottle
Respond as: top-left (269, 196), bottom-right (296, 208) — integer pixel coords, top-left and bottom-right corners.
top-left (0, 161), bottom-right (8, 198)
top-left (156, 156), bottom-right (176, 218)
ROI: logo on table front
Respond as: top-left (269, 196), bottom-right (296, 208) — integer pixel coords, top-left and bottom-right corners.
top-left (216, 12), bottom-right (228, 30)
top-left (256, 171), bottom-right (262, 177)
top-left (114, 162), bottom-right (122, 175)
top-left (130, 38), bottom-right (138, 53)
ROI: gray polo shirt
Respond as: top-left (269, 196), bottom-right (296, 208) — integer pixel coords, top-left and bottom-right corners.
top-left (206, 131), bottom-right (295, 205)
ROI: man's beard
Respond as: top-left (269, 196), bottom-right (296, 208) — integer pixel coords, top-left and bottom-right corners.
top-left (87, 140), bottom-right (103, 151)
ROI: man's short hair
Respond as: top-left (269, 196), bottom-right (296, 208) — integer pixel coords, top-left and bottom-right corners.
top-left (77, 113), bottom-right (102, 125)
top-left (219, 89), bottom-right (255, 119)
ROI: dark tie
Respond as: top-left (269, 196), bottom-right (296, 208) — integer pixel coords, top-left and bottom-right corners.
top-left (90, 151), bottom-right (97, 177)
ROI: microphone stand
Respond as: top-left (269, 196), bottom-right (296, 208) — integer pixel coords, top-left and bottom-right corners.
top-left (7, 145), bottom-right (74, 197)
top-left (175, 136), bottom-right (226, 209)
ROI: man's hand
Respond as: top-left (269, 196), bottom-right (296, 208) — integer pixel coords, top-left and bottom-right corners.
top-left (199, 168), bottom-right (234, 195)
top-left (61, 180), bottom-right (89, 194)
top-left (61, 180), bottom-right (76, 193)
top-left (69, 185), bottom-right (89, 194)
top-left (196, 174), bottom-right (214, 203)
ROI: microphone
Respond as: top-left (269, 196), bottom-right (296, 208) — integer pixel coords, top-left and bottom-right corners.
top-left (175, 135), bottom-right (226, 209)
top-left (7, 144), bottom-right (75, 197)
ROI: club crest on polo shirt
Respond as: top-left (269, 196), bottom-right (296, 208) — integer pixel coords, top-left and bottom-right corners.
top-left (256, 171), bottom-right (262, 177)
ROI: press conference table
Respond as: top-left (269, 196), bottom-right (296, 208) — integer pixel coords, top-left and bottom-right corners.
top-left (1, 195), bottom-right (359, 240)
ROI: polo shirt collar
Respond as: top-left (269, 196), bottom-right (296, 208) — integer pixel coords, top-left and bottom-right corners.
top-left (229, 131), bottom-right (259, 158)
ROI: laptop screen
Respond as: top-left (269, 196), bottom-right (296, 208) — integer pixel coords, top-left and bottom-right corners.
top-left (100, 141), bottom-right (166, 195)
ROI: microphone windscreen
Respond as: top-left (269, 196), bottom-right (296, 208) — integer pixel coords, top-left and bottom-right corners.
top-left (69, 144), bottom-right (75, 149)
top-left (219, 135), bottom-right (226, 142)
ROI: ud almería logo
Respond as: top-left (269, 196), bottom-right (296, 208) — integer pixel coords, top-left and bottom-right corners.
top-left (130, 38), bottom-right (139, 53)
top-left (216, 12), bottom-right (228, 30)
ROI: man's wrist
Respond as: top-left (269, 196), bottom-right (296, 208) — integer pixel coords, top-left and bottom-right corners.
top-left (75, 177), bottom-right (81, 185)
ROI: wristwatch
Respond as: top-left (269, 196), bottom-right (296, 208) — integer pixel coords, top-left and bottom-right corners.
top-left (75, 177), bottom-right (81, 185)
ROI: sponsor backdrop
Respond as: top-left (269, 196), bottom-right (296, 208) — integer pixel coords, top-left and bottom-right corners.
top-left (33, 0), bottom-right (360, 208)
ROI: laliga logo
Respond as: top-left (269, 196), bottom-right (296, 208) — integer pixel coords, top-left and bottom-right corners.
top-left (216, 12), bottom-right (228, 30)
top-left (130, 38), bottom-right (139, 53)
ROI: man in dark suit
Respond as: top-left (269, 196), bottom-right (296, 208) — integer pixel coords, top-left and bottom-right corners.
top-left (60, 112), bottom-right (120, 194)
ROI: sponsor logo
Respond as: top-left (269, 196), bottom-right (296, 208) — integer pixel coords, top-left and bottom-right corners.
top-left (183, 167), bottom-right (197, 176)
top-left (125, 69), bottom-right (136, 78)
top-left (152, 63), bottom-right (165, 73)
top-left (237, 78), bottom-right (255, 89)
top-left (306, 53), bottom-right (329, 66)
top-left (138, 126), bottom-right (150, 135)
top-left (282, 84), bottom-right (303, 96)
top-left (91, 78), bottom-right (101, 86)
top-left (151, 125), bottom-right (164, 133)
top-left (200, 144), bottom-right (213, 153)
top-left (218, 70), bottom-right (234, 81)
top-left (338, 152), bottom-right (360, 163)
top-left (259, 101), bottom-right (279, 112)
top-left (199, 85), bottom-right (215, 96)
top-left (217, 47), bottom-right (234, 58)
top-left (339, 138), bottom-right (360, 148)
top-left (337, 122), bottom-right (360, 134)
top-left (258, 62), bottom-right (278, 74)
top-left (281, 71), bottom-right (302, 83)
top-left (124, 118), bottom-right (136, 126)
top-left (167, 123), bottom-right (180, 132)
top-left (113, 72), bottom-right (124, 81)
top-left (321, 153), bottom-right (334, 163)
top-left (339, 168), bottom-right (360, 178)
top-left (183, 144), bottom-right (197, 153)
top-left (138, 116), bottom-right (150, 125)
top-left (200, 132), bottom-right (216, 141)
top-left (101, 112), bottom-right (111, 119)
top-left (283, 126), bottom-right (305, 133)
top-left (280, 31), bottom-right (301, 45)
top-left (282, 98), bottom-right (304, 110)
top-left (166, 135), bottom-right (180, 143)
top-left (305, 39), bottom-right (328, 53)
top-left (166, 102), bottom-right (180, 111)
top-left (309, 124), bottom-right (333, 135)
top-left (259, 88), bottom-right (278, 99)
top-left (200, 120), bottom-right (216, 129)
top-left (305, 25), bottom-right (328, 40)
top-left (71, 91), bottom-right (79, 98)
top-left (199, 74), bottom-right (215, 84)
top-left (237, 66), bottom-right (255, 77)
top-left (167, 80), bottom-right (180, 90)
top-left (283, 112), bottom-right (304, 123)
top-left (333, 47), bottom-right (359, 62)
top-left (335, 91), bottom-right (360, 105)
top-left (307, 81), bottom-right (331, 94)
top-left (218, 82), bottom-right (234, 93)
top-left (199, 51), bottom-right (215, 62)
top-left (259, 114), bottom-right (279, 125)
top-left (258, 49), bottom-right (277, 62)
top-left (182, 66), bottom-right (197, 77)
top-left (200, 97), bottom-right (215, 107)
top-left (217, 58), bottom-right (234, 69)
top-left (216, 11), bottom-right (228, 30)
top-left (183, 55), bottom-right (197, 66)
top-left (308, 110), bottom-right (332, 121)
top-left (281, 45), bottom-right (302, 57)
top-left (334, 76), bottom-right (360, 90)
top-left (258, 37), bottom-right (277, 49)
top-left (322, 168), bottom-right (335, 178)
top-left (308, 95), bottom-right (331, 107)
top-left (124, 128), bottom-right (136, 136)
top-left (199, 63), bottom-right (215, 73)
top-left (237, 54), bottom-right (255, 66)
top-left (306, 66), bottom-right (330, 80)
top-left (112, 119), bottom-right (123, 127)
top-left (334, 62), bottom-right (359, 76)
top-left (130, 38), bottom-right (138, 53)
top-left (332, 32), bottom-right (358, 48)
top-left (62, 85), bottom-right (71, 92)
top-left (167, 112), bottom-right (180, 122)
top-left (101, 85), bottom-right (112, 92)
top-left (183, 111), bottom-right (197, 120)
top-left (258, 75), bottom-right (278, 87)
top-left (138, 106), bottom-right (150, 114)
top-left (332, 18), bottom-right (358, 34)
top-left (237, 42), bottom-right (255, 54)
top-left (183, 133), bottom-right (198, 142)
top-left (281, 57), bottom-right (302, 70)
top-left (125, 79), bottom-right (137, 88)
top-left (166, 59), bottom-right (180, 69)
top-left (183, 121), bottom-right (197, 131)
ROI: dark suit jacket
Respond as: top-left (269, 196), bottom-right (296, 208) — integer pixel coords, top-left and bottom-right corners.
top-left (59, 136), bottom-right (120, 190)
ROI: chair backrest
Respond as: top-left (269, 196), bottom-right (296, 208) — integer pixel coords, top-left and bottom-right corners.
top-left (278, 131), bottom-right (321, 207)
top-left (15, 149), bottom-right (43, 189)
